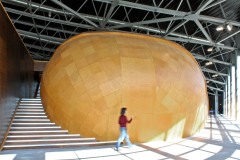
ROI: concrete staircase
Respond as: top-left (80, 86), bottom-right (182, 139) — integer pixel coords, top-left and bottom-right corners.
top-left (3, 88), bottom-right (116, 150)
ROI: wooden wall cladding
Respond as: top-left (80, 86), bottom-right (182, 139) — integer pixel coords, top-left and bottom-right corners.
top-left (0, 2), bottom-right (34, 145)
top-left (41, 32), bottom-right (208, 143)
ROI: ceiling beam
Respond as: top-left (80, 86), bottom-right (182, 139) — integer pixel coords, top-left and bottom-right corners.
top-left (201, 0), bottom-right (227, 12)
top-left (217, 29), bottom-right (240, 43)
top-left (17, 29), bottom-right (65, 43)
top-left (195, 0), bottom-right (214, 14)
top-left (205, 78), bottom-right (226, 85)
top-left (163, 20), bottom-right (188, 37)
top-left (207, 86), bottom-right (224, 92)
top-left (95, 0), bottom-right (240, 27)
top-left (19, 34), bottom-right (60, 45)
top-left (201, 67), bottom-right (228, 76)
top-left (199, 15), bottom-right (240, 27)
top-left (194, 19), bottom-right (213, 44)
top-left (95, 0), bottom-right (187, 16)
top-left (12, 18), bottom-right (79, 35)
top-left (25, 43), bottom-right (55, 53)
top-left (208, 92), bottom-right (216, 96)
top-left (101, 0), bottom-right (119, 28)
top-left (30, 51), bottom-right (51, 60)
top-left (108, 16), bottom-right (185, 30)
top-left (166, 36), bottom-right (235, 50)
top-left (192, 53), bottom-right (232, 65)
top-left (4, 0), bottom-right (240, 28)
top-left (5, 7), bottom-right (95, 30)
top-left (50, 0), bottom-right (99, 28)
top-left (3, 0), bottom-right (236, 51)
top-left (18, 33), bottom-right (63, 45)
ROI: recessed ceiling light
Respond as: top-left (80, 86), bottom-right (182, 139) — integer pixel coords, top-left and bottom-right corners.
top-left (212, 74), bottom-right (218, 77)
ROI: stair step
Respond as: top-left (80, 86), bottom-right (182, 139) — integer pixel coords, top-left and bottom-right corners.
top-left (5, 138), bottom-right (96, 145)
top-left (16, 112), bottom-right (45, 115)
top-left (17, 109), bottom-right (45, 112)
top-left (14, 116), bottom-right (48, 119)
top-left (20, 100), bottom-right (41, 102)
top-left (17, 107), bottom-right (44, 112)
top-left (8, 130), bottom-right (68, 135)
top-left (19, 104), bottom-right (43, 106)
top-left (4, 92), bottom-right (116, 150)
top-left (20, 99), bottom-right (42, 103)
top-left (3, 141), bottom-right (117, 150)
top-left (10, 126), bottom-right (61, 131)
top-left (19, 103), bottom-right (42, 105)
top-left (17, 109), bottom-right (44, 112)
top-left (13, 119), bottom-right (50, 122)
top-left (7, 134), bottom-right (81, 140)
top-left (21, 98), bottom-right (41, 101)
top-left (11, 123), bottom-right (55, 127)
top-left (19, 105), bottom-right (43, 107)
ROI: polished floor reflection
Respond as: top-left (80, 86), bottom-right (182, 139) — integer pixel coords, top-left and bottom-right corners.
top-left (1, 115), bottom-right (240, 160)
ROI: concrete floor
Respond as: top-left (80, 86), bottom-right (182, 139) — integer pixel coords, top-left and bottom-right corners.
top-left (1, 115), bottom-right (240, 160)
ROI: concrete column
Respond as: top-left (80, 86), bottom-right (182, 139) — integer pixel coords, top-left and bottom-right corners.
top-left (227, 72), bottom-right (231, 117)
top-left (215, 91), bottom-right (218, 115)
top-left (236, 50), bottom-right (240, 120)
top-left (231, 65), bottom-right (236, 120)
top-left (235, 35), bottom-right (240, 120)
top-left (224, 81), bottom-right (228, 116)
top-left (223, 85), bottom-right (227, 115)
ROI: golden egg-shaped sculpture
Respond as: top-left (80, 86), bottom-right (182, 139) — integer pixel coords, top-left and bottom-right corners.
top-left (41, 32), bottom-right (208, 142)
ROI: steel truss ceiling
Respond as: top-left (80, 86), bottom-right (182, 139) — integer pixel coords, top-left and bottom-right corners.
top-left (2, 0), bottom-right (240, 95)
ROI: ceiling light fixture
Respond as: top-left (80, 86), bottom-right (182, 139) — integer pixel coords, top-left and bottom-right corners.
top-left (205, 61), bottom-right (213, 66)
top-left (227, 23), bottom-right (233, 31)
top-left (216, 25), bottom-right (224, 31)
top-left (212, 74), bottom-right (218, 78)
top-left (48, 11), bottom-right (51, 17)
top-left (207, 47), bottom-right (213, 52)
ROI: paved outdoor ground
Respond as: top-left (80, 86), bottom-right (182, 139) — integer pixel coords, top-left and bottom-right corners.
top-left (1, 115), bottom-right (240, 160)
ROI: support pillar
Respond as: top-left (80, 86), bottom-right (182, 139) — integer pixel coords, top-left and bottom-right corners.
top-left (227, 72), bottom-right (231, 117)
top-left (215, 91), bottom-right (218, 115)
top-left (236, 50), bottom-right (240, 120)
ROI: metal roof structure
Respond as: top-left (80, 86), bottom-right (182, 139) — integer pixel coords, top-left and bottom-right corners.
top-left (1, 0), bottom-right (240, 96)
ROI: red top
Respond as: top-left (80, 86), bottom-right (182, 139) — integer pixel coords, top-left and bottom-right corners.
top-left (119, 115), bottom-right (132, 127)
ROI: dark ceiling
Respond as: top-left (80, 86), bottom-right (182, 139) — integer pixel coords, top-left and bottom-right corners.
top-left (1, 0), bottom-right (240, 96)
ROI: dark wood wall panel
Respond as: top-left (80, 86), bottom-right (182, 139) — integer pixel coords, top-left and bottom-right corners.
top-left (0, 2), bottom-right (34, 145)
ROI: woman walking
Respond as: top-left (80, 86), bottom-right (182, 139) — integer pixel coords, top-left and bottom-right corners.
top-left (115, 107), bottom-right (133, 151)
